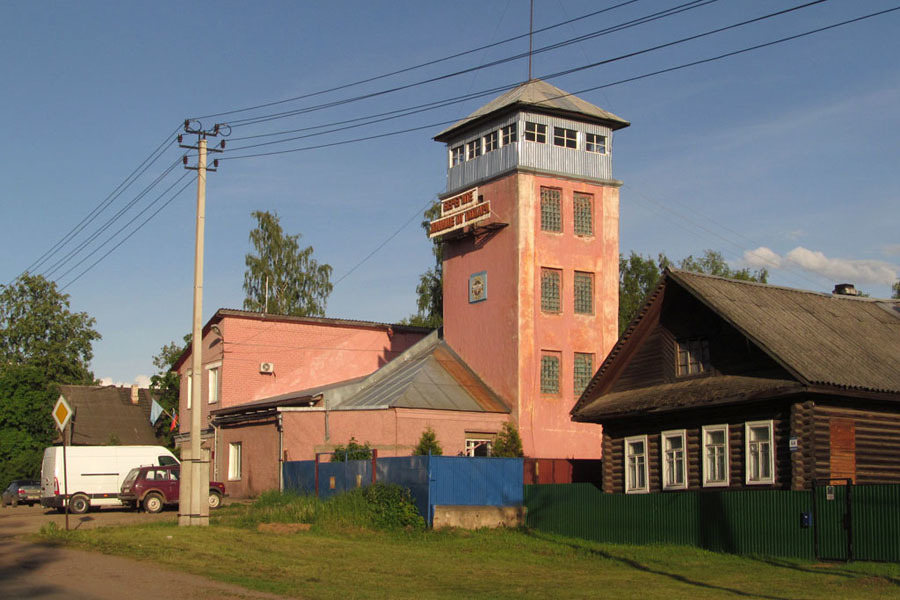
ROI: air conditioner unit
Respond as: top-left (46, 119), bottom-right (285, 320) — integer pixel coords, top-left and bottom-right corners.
top-left (259, 362), bottom-right (275, 374)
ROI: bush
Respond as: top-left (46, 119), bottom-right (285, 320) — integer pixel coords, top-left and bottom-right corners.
top-left (330, 436), bottom-right (372, 462)
top-left (491, 422), bottom-right (524, 457)
top-left (361, 483), bottom-right (425, 530)
top-left (412, 426), bottom-right (442, 456)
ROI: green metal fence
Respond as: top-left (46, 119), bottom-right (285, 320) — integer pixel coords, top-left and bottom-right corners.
top-left (525, 483), bottom-right (900, 561)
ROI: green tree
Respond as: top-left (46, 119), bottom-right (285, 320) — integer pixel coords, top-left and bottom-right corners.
top-left (243, 210), bottom-right (333, 317)
top-left (412, 426), bottom-right (442, 456)
top-left (491, 422), bottom-right (524, 458)
top-left (149, 334), bottom-right (190, 449)
top-left (618, 249), bottom-right (768, 335)
top-left (893, 280), bottom-right (899, 299)
top-left (330, 436), bottom-right (372, 462)
top-left (402, 203), bottom-right (442, 328)
top-left (0, 273), bottom-right (101, 384)
top-left (0, 364), bottom-right (58, 484)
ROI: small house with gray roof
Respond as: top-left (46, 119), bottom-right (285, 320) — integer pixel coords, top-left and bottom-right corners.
top-left (571, 269), bottom-right (900, 494)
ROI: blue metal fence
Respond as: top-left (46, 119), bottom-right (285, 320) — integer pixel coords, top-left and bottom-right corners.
top-left (282, 455), bottom-right (523, 525)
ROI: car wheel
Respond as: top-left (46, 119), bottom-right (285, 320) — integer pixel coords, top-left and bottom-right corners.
top-left (208, 491), bottom-right (222, 510)
top-left (69, 494), bottom-right (90, 514)
top-left (143, 492), bottom-right (164, 514)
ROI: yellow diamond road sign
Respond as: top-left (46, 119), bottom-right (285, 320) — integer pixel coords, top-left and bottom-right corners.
top-left (52, 395), bottom-right (73, 431)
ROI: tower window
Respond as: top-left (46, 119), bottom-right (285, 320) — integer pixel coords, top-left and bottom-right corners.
top-left (541, 268), bottom-right (561, 313)
top-left (525, 121), bottom-right (547, 143)
top-left (574, 352), bottom-right (594, 395)
top-left (573, 193), bottom-right (593, 236)
top-left (450, 145), bottom-right (464, 166)
top-left (585, 133), bottom-right (607, 154)
top-left (483, 131), bottom-right (498, 153)
top-left (540, 352), bottom-right (560, 394)
top-left (574, 271), bottom-right (593, 315)
top-left (501, 123), bottom-right (517, 145)
top-left (540, 187), bottom-right (562, 232)
top-left (466, 139), bottom-right (482, 160)
top-left (677, 338), bottom-right (710, 376)
top-left (553, 127), bottom-right (577, 149)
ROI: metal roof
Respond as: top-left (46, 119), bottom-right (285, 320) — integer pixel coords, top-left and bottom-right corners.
top-left (434, 79), bottom-right (629, 142)
top-left (58, 385), bottom-right (161, 445)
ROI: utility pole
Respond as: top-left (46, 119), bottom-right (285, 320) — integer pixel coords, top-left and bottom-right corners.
top-left (178, 120), bottom-right (226, 527)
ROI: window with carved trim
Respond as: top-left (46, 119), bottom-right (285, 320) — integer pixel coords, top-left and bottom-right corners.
top-left (541, 268), bottom-right (561, 313)
top-left (625, 435), bottom-right (649, 493)
top-left (573, 192), bottom-right (593, 236)
top-left (540, 187), bottom-right (562, 232)
top-left (661, 430), bottom-right (687, 490)
top-left (745, 421), bottom-right (774, 485)
top-left (677, 338), bottom-right (710, 376)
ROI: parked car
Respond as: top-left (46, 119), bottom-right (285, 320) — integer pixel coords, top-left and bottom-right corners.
top-left (2, 480), bottom-right (41, 507)
top-left (119, 465), bottom-right (225, 513)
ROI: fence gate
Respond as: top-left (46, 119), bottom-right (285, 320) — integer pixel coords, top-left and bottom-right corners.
top-left (812, 479), bottom-right (853, 561)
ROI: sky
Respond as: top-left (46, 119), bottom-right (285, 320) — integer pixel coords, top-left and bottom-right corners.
top-left (2, 1), bottom-right (898, 386)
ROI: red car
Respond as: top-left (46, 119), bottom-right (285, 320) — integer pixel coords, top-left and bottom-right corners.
top-left (119, 465), bottom-right (225, 513)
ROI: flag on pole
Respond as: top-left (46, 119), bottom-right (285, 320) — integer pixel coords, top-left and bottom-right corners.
top-left (169, 412), bottom-right (178, 432)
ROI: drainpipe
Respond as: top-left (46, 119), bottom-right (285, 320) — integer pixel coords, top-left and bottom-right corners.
top-left (278, 412), bottom-right (284, 492)
top-left (212, 421), bottom-right (219, 481)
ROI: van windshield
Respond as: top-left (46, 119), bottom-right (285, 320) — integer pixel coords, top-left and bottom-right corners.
top-left (159, 455), bottom-right (179, 466)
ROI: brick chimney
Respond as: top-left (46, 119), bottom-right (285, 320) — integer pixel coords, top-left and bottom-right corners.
top-left (833, 283), bottom-right (859, 296)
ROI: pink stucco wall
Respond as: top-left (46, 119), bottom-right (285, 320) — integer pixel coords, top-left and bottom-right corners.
top-left (443, 172), bottom-right (618, 459)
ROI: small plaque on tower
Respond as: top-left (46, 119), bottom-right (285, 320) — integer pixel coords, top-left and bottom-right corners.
top-left (469, 271), bottom-right (487, 303)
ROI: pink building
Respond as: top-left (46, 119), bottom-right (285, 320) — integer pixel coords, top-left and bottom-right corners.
top-left (175, 80), bottom-right (628, 496)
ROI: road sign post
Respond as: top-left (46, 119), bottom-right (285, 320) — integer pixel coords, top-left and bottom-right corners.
top-left (52, 395), bottom-right (73, 530)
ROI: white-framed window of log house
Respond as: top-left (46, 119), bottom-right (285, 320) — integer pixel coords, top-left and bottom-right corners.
top-left (661, 429), bottom-right (687, 490)
top-left (745, 420), bottom-right (775, 485)
top-left (625, 435), bottom-right (649, 493)
top-left (702, 424), bottom-right (729, 487)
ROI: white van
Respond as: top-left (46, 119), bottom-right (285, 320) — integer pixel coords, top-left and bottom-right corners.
top-left (41, 445), bottom-right (179, 513)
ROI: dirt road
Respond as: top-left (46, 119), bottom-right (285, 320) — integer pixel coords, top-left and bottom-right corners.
top-left (0, 503), bottom-right (286, 600)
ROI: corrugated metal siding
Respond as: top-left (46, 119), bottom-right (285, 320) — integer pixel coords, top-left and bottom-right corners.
top-left (853, 484), bottom-right (900, 561)
top-left (429, 456), bottom-right (523, 507)
top-left (444, 113), bottom-right (614, 195)
top-left (525, 484), bottom-right (815, 559)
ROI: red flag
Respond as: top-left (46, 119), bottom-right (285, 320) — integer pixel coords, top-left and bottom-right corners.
top-left (169, 412), bottom-right (178, 432)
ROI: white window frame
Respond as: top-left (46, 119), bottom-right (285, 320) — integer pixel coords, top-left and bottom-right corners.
top-left (553, 126), bottom-right (577, 149)
top-left (524, 121), bottom-right (547, 143)
top-left (206, 361), bottom-right (222, 404)
top-left (450, 145), bottom-right (464, 167)
top-left (466, 139), bottom-right (482, 160)
top-left (624, 435), bottom-right (649, 494)
top-left (702, 424), bottom-right (729, 487)
top-left (501, 123), bottom-right (517, 146)
top-left (585, 132), bottom-right (607, 154)
top-left (465, 437), bottom-right (493, 457)
top-left (483, 130), bottom-right (498, 153)
top-left (745, 420), bottom-right (775, 485)
top-left (661, 429), bottom-right (687, 490)
top-left (228, 442), bottom-right (242, 481)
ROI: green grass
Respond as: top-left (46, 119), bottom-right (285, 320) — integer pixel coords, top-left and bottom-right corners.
top-left (35, 495), bottom-right (900, 600)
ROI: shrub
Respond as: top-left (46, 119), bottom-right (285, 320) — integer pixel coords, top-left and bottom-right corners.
top-left (330, 436), bottom-right (372, 462)
top-left (361, 483), bottom-right (425, 530)
top-left (412, 426), bottom-right (442, 456)
top-left (491, 422), bottom-right (524, 457)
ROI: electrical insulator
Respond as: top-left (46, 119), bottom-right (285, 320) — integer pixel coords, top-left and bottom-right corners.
top-left (183, 156), bottom-right (188, 165)
top-left (220, 140), bottom-right (226, 149)
top-left (213, 159), bottom-right (219, 168)
top-left (177, 135), bottom-right (183, 144)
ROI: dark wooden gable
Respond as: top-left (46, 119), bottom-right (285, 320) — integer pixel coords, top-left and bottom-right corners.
top-left (607, 283), bottom-right (792, 395)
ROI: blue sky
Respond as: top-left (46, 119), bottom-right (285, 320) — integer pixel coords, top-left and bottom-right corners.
top-left (2, 1), bottom-right (898, 385)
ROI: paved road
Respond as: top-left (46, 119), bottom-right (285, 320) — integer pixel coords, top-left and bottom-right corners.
top-left (0, 503), bottom-right (286, 600)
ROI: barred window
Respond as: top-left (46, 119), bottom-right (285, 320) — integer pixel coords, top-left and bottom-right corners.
top-left (450, 145), bottom-right (464, 167)
top-left (585, 133), bottom-right (607, 154)
top-left (553, 127), bottom-right (577, 149)
top-left (574, 271), bottom-right (593, 314)
top-left (540, 187), bottom-right (562, 232)
top-left (484, 130), bottom-right (498, 152)
top-left (501, 123), bottom-right (517, 145)
top-left (677, 338), bottom-right (710, 376)
top-left (541, 268), bottom-right (561, 313)
top-left (541, 353), bottom-right (560, 394)
top-left (525, 121), bottom-right (547, 143)
top-left (573, 193), bottom-right (593, 236)
top-left (573, 352), bottom-right (593, 395)
top-left (466, 139), bottom-right (481, 160)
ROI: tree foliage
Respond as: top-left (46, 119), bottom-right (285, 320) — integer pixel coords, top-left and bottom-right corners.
top-left (330, 436), bottom-right (373, 462)
top-left (403, 203), bottom-right (443, 328)
top-left (242, 210), bottom-right (333, 317)
top-left (149, 334), bottom-right (190, 449)
top-left (0, 273), bottom-right (101, 385)
top-left (412, 426), bottom-right (443, 456)
top-left (491, 422), bottom-right (524, 458)
top-left (0, 365), bottom-right (58, 484)
top-left (893, 280), bottom-right (900, 300)
top-left (619, 249), bottom-right (768, 335)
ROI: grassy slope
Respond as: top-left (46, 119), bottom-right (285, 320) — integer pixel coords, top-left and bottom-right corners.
top-left (38, 514), bottom-right (900, 600)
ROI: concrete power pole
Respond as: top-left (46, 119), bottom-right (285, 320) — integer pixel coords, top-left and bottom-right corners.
top-left (178, 120), bottom-right (226, 527)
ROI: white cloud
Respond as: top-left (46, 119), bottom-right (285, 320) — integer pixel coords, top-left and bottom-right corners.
top-left (97, 375), bottom-right (153, 388)
top-left (882, 244), bottom-right (900, 257)
top-left (742, 246), bottom-right (898, 286)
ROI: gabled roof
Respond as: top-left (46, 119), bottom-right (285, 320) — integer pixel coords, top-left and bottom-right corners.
top-left (58, 385), bottom-right (161, 445)
top-left (573, 270), bottom-right (900, 420)
top-left (434, 79), bottom-right (629, 142)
